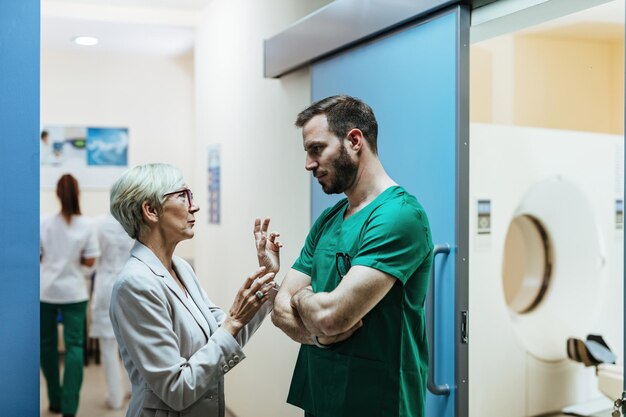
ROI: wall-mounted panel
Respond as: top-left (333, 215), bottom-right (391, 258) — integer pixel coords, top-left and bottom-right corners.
top-left (0, 1), bottom-right (40, 413)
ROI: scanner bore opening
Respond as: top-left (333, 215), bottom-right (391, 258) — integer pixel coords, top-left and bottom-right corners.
top-left (502, 215), bottom-right (553, 314)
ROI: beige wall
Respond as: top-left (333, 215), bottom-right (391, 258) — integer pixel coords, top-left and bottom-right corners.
top-left (470, 45), bottom-right (493, 123)
top-left (611, 40), bottom-right (625, 133)
top-left (193, 1), bottom-right (331, 416)
top-left (40, 51), bottom-right (196, 258)
top-left (471, 34), bottom-right (624, 135)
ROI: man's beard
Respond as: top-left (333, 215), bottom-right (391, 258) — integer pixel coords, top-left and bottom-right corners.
top-left (322, 144), bottom-right (358, 195)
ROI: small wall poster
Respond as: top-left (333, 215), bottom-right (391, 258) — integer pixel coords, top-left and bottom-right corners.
top-left (207, 145), bottom-right (221, 224)
top-left (40, 125), bottom-right (129, 190)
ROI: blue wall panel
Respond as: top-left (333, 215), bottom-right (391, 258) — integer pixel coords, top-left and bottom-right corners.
top-left (0, 0), bottom-right (40, 413)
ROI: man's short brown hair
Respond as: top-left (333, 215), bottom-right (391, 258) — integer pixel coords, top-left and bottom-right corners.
top-left (295, 95), bottom-right (378, 154)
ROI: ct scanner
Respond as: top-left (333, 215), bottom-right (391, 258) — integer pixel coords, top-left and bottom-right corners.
top-left (468, 124), bottom-right (624, 416)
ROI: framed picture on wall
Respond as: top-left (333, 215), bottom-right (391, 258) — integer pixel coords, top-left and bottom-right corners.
top-left (207, 144), bottom-right (220, 224)
top-left (40, 125), bottom-right (129, 189)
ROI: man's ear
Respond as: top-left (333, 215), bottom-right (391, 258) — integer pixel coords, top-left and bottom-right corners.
top-left (141, 200), bottom-right (159, 226)
top-left (346, 128), bottom-right (365, 153)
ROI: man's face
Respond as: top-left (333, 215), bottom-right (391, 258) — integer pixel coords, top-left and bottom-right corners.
top-left (302, 115), bottom-right (358, 195)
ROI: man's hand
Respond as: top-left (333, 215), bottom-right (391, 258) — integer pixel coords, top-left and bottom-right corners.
top-left (254, 218), bottom-right (282, 274)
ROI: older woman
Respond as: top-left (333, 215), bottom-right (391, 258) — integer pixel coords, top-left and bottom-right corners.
top-left (109, 163), bottom-right (278, 417)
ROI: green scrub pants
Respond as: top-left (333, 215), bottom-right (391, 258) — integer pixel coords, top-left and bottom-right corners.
top-left (40, 301), bottom-right (87, 415)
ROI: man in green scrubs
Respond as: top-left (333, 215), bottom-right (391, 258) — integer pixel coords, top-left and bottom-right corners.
top-left (259, 95), bottom-right (433, 417)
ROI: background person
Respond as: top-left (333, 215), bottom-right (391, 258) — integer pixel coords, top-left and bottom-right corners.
top-left (109, 163), bottom-right (277, 417)
top-left (40, 173), bottom-right (100, 417)
top-left (40, 129), bottom-right (53, 165)
top-left (268, 95), bottom-right (434, 417)
top-left (89, 212), bottom-right (134, 409)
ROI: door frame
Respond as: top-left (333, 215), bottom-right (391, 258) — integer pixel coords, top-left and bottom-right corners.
top-left (469, 0), bottom-right (625, 401)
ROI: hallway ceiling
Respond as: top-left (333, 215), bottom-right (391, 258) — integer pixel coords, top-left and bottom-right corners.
top-left (41, 0), bottom-right (210, 57)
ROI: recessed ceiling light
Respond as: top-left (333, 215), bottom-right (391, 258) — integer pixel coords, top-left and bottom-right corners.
top-left (73, 36), bottom-right (98, 46)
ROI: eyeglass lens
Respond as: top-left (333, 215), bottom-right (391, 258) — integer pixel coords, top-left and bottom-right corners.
top-left (164, 189), bottom-right (194, 208)
top-left (185, 189), bottom-right (194, 207)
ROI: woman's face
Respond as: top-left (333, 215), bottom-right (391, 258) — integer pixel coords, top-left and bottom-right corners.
top-left (159, 185), bottom-right (199, 243)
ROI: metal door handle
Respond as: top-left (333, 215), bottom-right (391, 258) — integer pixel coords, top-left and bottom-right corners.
top-left (427, 243), bottom-right (451, 396)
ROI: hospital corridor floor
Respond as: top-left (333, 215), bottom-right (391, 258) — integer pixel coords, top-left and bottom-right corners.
top-left (40, 362), bottom-right (129, 417)
top-left (39, 362), bottom-right (612, 417)
top-left (39, 361), bottom-right (237, 417)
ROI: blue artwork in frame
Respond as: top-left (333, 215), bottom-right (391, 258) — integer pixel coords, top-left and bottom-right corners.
top-left (87, 127), bottom-right (128, 166)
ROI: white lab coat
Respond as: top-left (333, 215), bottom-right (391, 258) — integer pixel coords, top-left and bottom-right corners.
top-left (40, 213), bottom-right (100, 303)
top-left (90, 214), bottom-right (134, 338)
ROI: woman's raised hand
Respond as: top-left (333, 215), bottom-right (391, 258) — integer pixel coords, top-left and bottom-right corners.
top-left (254, 218), bottom-right (282, 274)
top-left (221, 267), bottom-right (276, 337)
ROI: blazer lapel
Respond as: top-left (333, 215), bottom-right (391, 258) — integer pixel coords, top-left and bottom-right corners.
top-left (172, 257), bottom-right (219, 334)
top-left (130, 242), bottom-right (213, 339)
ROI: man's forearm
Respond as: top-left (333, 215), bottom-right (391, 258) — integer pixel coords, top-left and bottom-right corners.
top-left (271, 297), bottom-right (312, 345)
top-left (291, 288), bottom-right (337, 336)
top-left (293, 287), bottom-right (354, 337)
top-left (284, 289), bottom-right (363, 346)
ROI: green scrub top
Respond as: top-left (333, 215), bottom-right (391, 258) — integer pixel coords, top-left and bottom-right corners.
top-left (288, 186), bottom-right (434, 417)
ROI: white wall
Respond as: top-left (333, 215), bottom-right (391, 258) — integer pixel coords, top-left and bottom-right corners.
top-left (193, 1), bottom-right (330, 416)
top-left (40, 50), bottom-right (196, 258)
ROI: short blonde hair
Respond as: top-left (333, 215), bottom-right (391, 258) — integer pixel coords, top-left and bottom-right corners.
top-left (110, 163), bottom-right (185, 239)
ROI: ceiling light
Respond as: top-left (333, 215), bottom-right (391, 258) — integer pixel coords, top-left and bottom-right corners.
top-left (73, 36), bottom-right (98, 46)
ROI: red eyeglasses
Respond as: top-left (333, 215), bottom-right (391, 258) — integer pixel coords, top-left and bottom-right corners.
top-left (163, 188), bottom-right (195, 209)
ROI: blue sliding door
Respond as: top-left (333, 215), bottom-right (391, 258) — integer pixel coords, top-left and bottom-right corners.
top-left (310, 6), bottom-right (469, 417)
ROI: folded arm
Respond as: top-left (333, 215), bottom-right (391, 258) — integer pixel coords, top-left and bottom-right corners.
top-left (291, 265), bottom-right (396, 337)
top-left (271, 268), bottom-right (313, 344)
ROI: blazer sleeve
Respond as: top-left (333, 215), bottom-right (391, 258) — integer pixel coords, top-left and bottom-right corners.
top-left (111, 275), bottom-right (245, 412)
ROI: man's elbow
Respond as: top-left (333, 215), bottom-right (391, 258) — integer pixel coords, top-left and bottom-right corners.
top-left (270, 309), bottom-right (280, 328)
top-left (271, 302), bottom-right (290, 330)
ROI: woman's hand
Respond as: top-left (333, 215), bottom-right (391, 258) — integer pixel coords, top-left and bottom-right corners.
top-left (222, 267), bottom-right (276, 337)
top-left (254, 218), bottom-right (282, 274)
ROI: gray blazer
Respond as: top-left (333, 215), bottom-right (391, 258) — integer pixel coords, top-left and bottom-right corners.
top-left (110, 241), bottom-right (271, 417)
